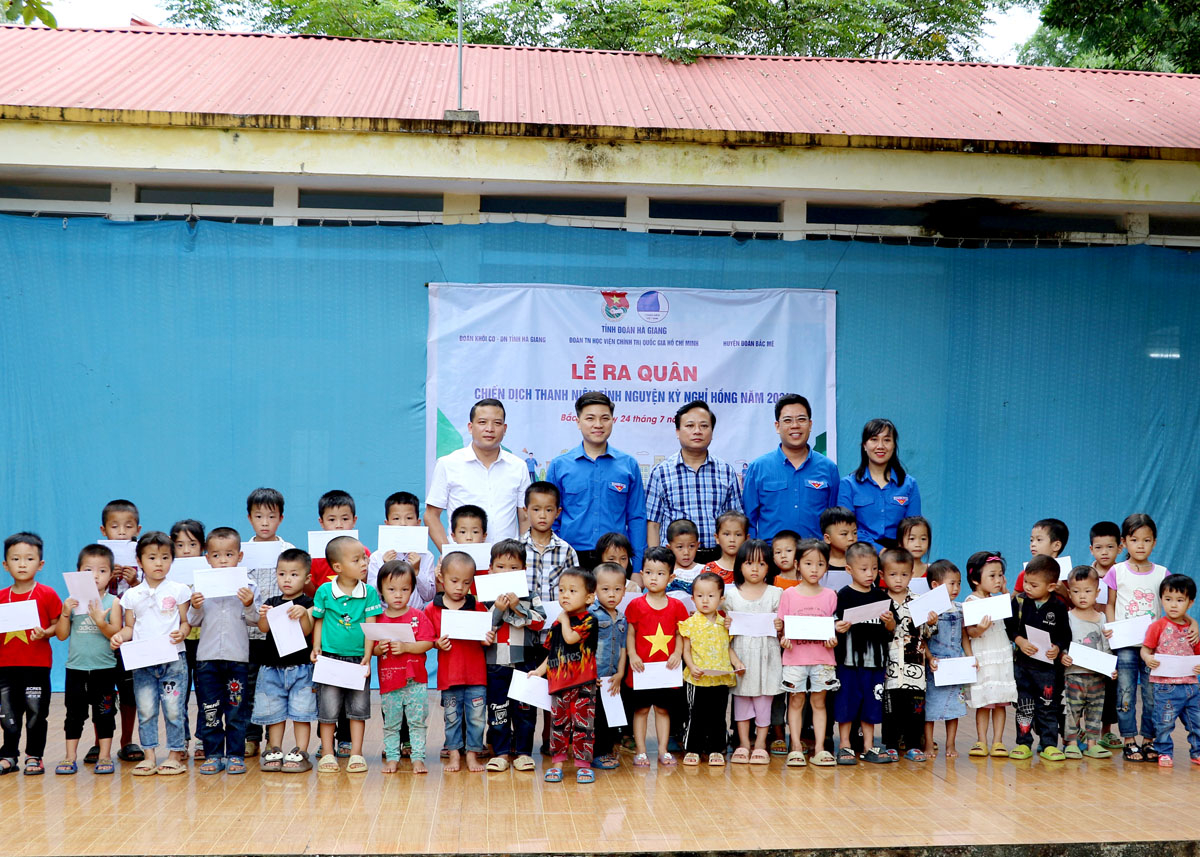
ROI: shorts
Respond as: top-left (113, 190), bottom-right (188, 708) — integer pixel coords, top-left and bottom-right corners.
top-left (781, 664), bottom-right (840, 694)
top-left (251, 664), bottom-right (317, 725)
top-left (315, 654), bottom-right (371, 723)
top-left (733, 694), bottom-right (773, 726)
top-left (834, 665), bottom-right (885, 725)
top-left (626, 685), bottom-right (680, 714)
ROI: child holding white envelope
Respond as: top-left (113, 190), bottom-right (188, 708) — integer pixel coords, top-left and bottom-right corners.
top-left (1060, 566), bottom-right (1116, 760)
top-left (1141, 574), bottom-right (1200, 768)
top-left (923, 560), bottom-right (969, 759)
top-left (963, 551), bottom-right (1017, 758)
top-left (374, 560), bottom-right (435, 774)
top-left (880, 548), bottom-right (936, 762)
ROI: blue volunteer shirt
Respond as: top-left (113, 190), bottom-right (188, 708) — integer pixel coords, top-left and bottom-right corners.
top-left (837, 470), bottom-right (921, 548)
top-left (545, 443), bottom-right (647, 571)
top-left (742, 444), bottom-right (839, 540)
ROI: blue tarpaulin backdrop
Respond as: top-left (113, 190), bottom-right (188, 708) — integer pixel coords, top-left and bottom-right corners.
top-left (1, 215), bottom-right (1197, 689)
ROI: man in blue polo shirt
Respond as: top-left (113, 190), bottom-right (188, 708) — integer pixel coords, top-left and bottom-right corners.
top-left (545, 391), bottom-right (647, 572)
top-left (742, 394), bottom-right (839, 541)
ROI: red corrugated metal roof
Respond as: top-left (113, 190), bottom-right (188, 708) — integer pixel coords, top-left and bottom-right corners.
top-left (2, 25), bottom-right (1199, 149)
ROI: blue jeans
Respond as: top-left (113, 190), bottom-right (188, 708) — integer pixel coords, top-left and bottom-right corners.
top-left (193, 660), bottom-right (251, 759)
top-left (441, 685), bottom-right (486, 752)
top-left (1152, 682), bottom-right (1200, 759)
top-left (132, 654), bottom-right (188, 752)
top-left (1117, 647), bottom-right (1156, 739)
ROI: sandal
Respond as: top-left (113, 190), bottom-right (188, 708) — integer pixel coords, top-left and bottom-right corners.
top-left (336, 741), bottom-right (353, 758)
top-left (862, 748), bottom-right (890, 764)
top-left (281, 749), bottom-right (311, 773)
top-left (199, 757), bottom-right (226, 775)
top-left (786, 750), bottom-right (807, 767)
top-left (226, 757), bottom-right (247, 775)
top-left (658, 752), bottom-right (677, 766)
top-left (346, 754), bottom-right (368, 773)
top-left (117, 744), bottom-right (145, 762)
top-left (1083, 745), bottom-right (1112, 759)
top-left (131, 758), bottom-right (158, 776)
top-left (156, 759), bottom-right (187, 776)
top-left (811, 750), bottom-right (836, 767)
top-left (317, 754), bottom-right (340, 773)
top-left (1123, 743), bottom-right (1145, 762)
top-left (83, 745), bottom-right (100, 765)
top-left (94, 759), bottom-right (115, 775)
top-left (1063, 744), bottom-right (1083, 759)
top-left (1039, 746), bottom-right (1066, 762)
top-left (260, 747), bottom-right (284, 772)
top-left (23, 757), bottom-right (44, 775)
top-left (512, 754), bottom-right (536, 771)
top-left (968, 741), bottom-right (988, 757)
top-left (576, 767), bottom-right (595, 784)
top-left (485, 756), bottom-right (510, 772)
top-left (1158, 754), bottom-right (1174, 768)
top-left (708, 752), bottom-right (726, 766)
top-left (1100, 733), bottom-right (1125, 750)
top-left (682, 752), bottom-right (701, 766)
top-left (244, 740), bottom-right (259, 758)
top-left (730, 747), bottom-right (750, 764)
top-left (990, 743), bottom-right (1010, 757)
top-left (593, 754), bottom-right (619, 769)
top-left (836, 748), bottom-right (858, 766)
top-left (749, 749), bottom-right (770, 765)
top-left (769, 739), bottom-right (789, 756)
top-left (193, 746), bottom-right (205, 761)
top-left (543, 767), bottom-right (563, 782)
top-left (903, 748), bottom-right (926, 762)
top-left (632, 753), bottom-right (651, 767)
top-left (1142, 744), bottom-right (1160, 763)
top-left (54, 760), bottom-right (77, 775)
top-left (0, 758), bottom-right (17, 775)
top-left (1008, 745), bottom-right (1032, 760)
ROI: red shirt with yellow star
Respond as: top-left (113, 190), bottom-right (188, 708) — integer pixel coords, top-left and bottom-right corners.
top-left (623, 594), bottom-right (689, 687)
top-left (0, 583), bottom-right (62, 668)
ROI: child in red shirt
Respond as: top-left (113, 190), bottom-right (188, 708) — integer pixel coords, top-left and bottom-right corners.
top-left (1141, 574), bottom-right (1200, 767)
top-left (0, 532), bottom-right (62, 775)
top-left (309, 490), bottom-right (371, 592)
top-left (375, 560), bottom-right (435, 774)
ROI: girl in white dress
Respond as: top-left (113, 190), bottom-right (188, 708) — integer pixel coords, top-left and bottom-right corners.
top-left (724, 539), bottom-right (782, 765)
top-left (963, 551), bottom-right (1017, 757)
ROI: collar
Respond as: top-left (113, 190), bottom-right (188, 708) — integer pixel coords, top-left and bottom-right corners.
top-left (856, 467), bottom-right (899, 486)
top-left (433, 592), bottom-right (477, 610)
top-left (463, 444), bottom-right (511, 467)
top-left (773, 443), bottom-right (812, 470)
top-left (672, 450), bottom-right (712, 470)
top-left (331, 580), bottom-right (367, 599)
top-left (571, 442), bottom-right (612, 461)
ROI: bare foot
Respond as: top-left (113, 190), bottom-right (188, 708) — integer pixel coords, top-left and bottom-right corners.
top-left (445, 750), bottom-right (462, 772)
top-left (466, 751), bottom-right (485, 772)
top-left (412, 759), bottom-right (428, 774)
top-left (168, 750), bottom-right (187, 764)
top-left (381, 759), bottom-right (398, 773)
top-left (946, 748), bottom-right (958, 758)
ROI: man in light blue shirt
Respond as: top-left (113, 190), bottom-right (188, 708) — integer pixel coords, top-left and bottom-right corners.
top-left (545, 392), bottom-right (647, 572)
top-left (742, 394), bottom-right (839, 540)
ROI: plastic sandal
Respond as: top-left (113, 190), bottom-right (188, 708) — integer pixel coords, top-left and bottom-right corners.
top-left (1101, 733), bottom-right (1125, 750)
top-left (836, 748), bottom-right (858, 766)
top-left (23, 757), bottom-right (44, 776)
top-left (94, 759), bottom-right (115, 775)
top-left (659, 752), bottom-right (678, 766)
top-left (1083, 745), bottom-right (1111, 759)
top-left (1008, 745), bottom-right (1032, 760)
top-left (281, 749), bottom-right (311, 773)
top-left (55, 760), bottom-right (77, 775)
top-left (346, 754), bottom-right (368, 773)
top-left (682, 752), bottom-right (701, 766)
top-left (1190, 756), bottom-right (1200, 766)
top-left (0, 758), bottom-right (17, 775)
top-left (990, 743), bottom-right (1010, 757)
top-left (1158, 754), bottom-right (1174, 768)
top-left (632, 753), bottom-right (651, 767)
top-left (512, 754), bottom-right (536, 771)
top-left (968, 741), bottom-right (988, 757)
top-left (862, 748), bottom-right (890, 764)
top-left (117, 744), bottom-right (145, 762)
top-left (1123, 743), bottom-right (1144, 762)
top-left (887, 748), bottom-right (899, 762)
top-left (1039, 746), bottom-right (1066, 762)
top-left (155, 759), bottom-right (187, 775)
top-left (244, 741), bottom-right (260, 758)
top-left (593, 754), bottom-right (619, 769)
top-left (1143, 744), bottom-right (1161, 762)
top-left (336, 741), bottom-right (353, 758)
top-left (226, 757), bottom-right (247, 775)
top-left (1063, 744), bottom-right (1083, 759)
top-left (317, 754), bottom-right (340, 773)
top-left (786, 751), bottom-right (807, 767)
top-left (811, 750), bottom-right (836, 767)
top-left (576, 767), bottom-right (595, 784)
top-left (260, 747), bottom-right (284, 772)
top-left (193, 746), bottom-right (205, 760)
top-left (543, 767), bottom-right (563, 782)
top-left (730, 748), bottom-right (750, 764)
top-left (903, 748), bottom-right (926, 762)
top-left (199, 757), bottom-right (226, 775)
top-left (485, 756), bottom-right (510, 772)
top-left (708, 753), bottom-right (726, 766)
top-left (83, 745), bottom-right (100, 765)
top-left (131, 759), bottom-right (158, 776)
top-left (769, 739), bottom-right (789, 756)
top-left (748, 749), bottom-right (770, 765)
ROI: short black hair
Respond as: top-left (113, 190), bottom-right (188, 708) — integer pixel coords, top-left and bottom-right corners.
top-left (927, 559), bottom-right (960, 585)
top-left (674, 400), bottom-right (715, 429)
top-left (575, 391), bottom-right (614, 416)
top-left (135, 531), bottom-right (174, 560)
top-left (319, 490), bottom-right (356, 517)
top-left (1089, 521), bottom-right (1121, 544)
top-left (692, 571), bottom-right (725, 593)
top-left (170, 519), bottom-right (205, 546)
top-left (441, 550), bottom-right (476, 575)
top-left (450, 504), bottom-right (488, 534)
top-left (560, 566), bottom-right (596, 594)
top-left (965, 551), bottom-right (1005, 588)
top-left (666, 519), bottom-right (699, 542)
top-left (1033, 518), bottom-right (1069, 551)
top-left (4, 531), bottom-right (43, 560)
top-left (880, 547), bottom-right (914, 571)
top-left (642, 545), bottom-right (675, 571)
top-left (384, 491), bottom-right (421, 518)
top-left (773, 393), bottom-right (811, 421)
top-left (247, 487), bottom-right (285, 515)
top-left (277, 547), bottom-right (311, 571)
top-left (525, 481), bottom-right (560, 507)
top-left (595, 532), bottom-right (633, 571)
top-left (593, 561), bottom-right (626, 582)
top-left (102, 499), bottom-right (139, 525)
top-left (897, 516), bottom-right (930, 548)
top-left (716, 509), bottom-right (749, 535)
top-left (1024, 554), bottom-right (1060, 584)
top-left (1161, 574), bottom-right (1197, 601)
top-left (469, 398), bottom-right (506, 422)
top-left (819, 506), bottom-right (857, 532)
top-left (1068, 565), bottom-right (1099, 585)
top-left (377, 559), bottom-right (417, 592)
top-left (845, 542), bottom-right (878, 565)
top-left (325, 535), bottom-right (361, 565)
top-left (206, 527), bottom-right (241, 549)
top-left (772, 529), bottom-right (801, 547)
top-left (795, 538), bottom-right (830, 563)
top-left (77, 543), bottom-right (114, 570)
top-left (1122, 513), bottom-right (1157, 540)
top-left (733, 539), bottom-right (774, 586)
top-left (490, 539), bottom-right (526, 568)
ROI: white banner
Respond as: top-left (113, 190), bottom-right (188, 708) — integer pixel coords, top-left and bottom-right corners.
top-left (426, 283), bottom-right (836, 486)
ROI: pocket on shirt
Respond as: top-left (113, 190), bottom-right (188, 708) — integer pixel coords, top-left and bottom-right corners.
top-left (762, 480), bottom-right (787, 494)
top-left (602, 481), bottom-right (631, 515)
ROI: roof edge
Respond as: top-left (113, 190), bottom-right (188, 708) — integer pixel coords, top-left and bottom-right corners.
top-left (3, 104), bottom-right (1198, 161)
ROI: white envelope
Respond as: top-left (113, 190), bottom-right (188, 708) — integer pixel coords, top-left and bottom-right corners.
top-left (1025, 625), bottom-right (1055, 664)
top-left (822, 570), bottom-right (852, 591)
top-left (377, 525), bottom-right (430, 555)
top-left (842, 600), bottom-right (891, 625)
top-left (962, 594), bottom-right (1012, 626)
top-left (600, 676), bottom-right (627, 727)
top-left (99, 539), bottom-right (136, 567)
top-left (0, 600), bottom-right (40, 633)
top-left (632, 661), bottom-right (683, 690)
top-left (933, 656), bottom-right (977, 686)
top-left (909, 577), bottom-right (931, 595)
top-left (241, 541), bottom-right (287, 570)
top-left (507, 670), bottom-right (553, 711)
top-left (440, 608), bottom-right (492, 641)
top-left (542, 602), bottom-right (563, 627)
top-left (474, 570), bottom-right (530, 603)
top-left (120, 635), bottom-right (179, 670)
top-left (1097, 585), bottom-right (1109, 605)
top-left (312, 655), bottom-right (369, 690)
top-left (1152, 654), bottom-right (1200, 678)
top-left (443, 542), bottom-right (492, 571)
top-left (308, 529), bottom-right (359, 558)
top-left (784, 615), bottom-right (836, 641)
top-left (360, 622), bottom-right (416, 643)
top-left (728, 611), bottom-right (777, 637)
top-left (667, 591), bottom-right (695, 613)
top-left (908, 584), bottom-right (952, 621)
top-left (167, 556), bottom-right (209, 587)
top-left (62, 571), bottom-right (102, 615)
top-left (266, 603), bottom-right (307, 656)
top-left (1068, 642), bottom-right (1117, 676)
top-left (193, 567), bottom-right (251, 599)
top-left (617, 592), bottom-right (638, 615)
top-left (1021, 556), bottom-right (1074, 580)
top-left (1107, 615), bottom-right (1153, 649)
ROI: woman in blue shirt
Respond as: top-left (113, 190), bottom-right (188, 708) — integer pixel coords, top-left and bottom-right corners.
top-left (837, 418), bottom-right (921, 549)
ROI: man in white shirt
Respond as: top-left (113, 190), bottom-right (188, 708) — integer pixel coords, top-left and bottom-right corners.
top-left (425, 398), bottom-right (531, 547)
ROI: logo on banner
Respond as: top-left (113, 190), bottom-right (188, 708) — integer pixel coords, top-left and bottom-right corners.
top-left (637, 290), bottom-right (670, 322)
top-left (600, 290), bottom-right (630, 320)
top-left (806, 480), bottom-right (827, 490)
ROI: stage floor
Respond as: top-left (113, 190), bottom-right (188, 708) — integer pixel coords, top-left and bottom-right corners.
top-left (6, 692), bottom-right (1200, 855)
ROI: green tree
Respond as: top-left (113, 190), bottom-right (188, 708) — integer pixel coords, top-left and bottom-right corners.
top-left (2, 0), bottom-right (56, 26)
top-left (1019, 0), bottom-right (1199, 73)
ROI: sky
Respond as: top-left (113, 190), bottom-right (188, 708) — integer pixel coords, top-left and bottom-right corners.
top-left (46, 0), bottom-right (1044, 63)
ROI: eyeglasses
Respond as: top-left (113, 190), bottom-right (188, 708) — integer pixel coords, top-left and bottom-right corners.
top-left (779, 417), bottom-right (810, 427)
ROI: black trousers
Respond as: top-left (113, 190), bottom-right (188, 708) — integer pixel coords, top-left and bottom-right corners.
top-left (64, 667), bottom-right (119, 740)
top-left (882, 687), bottom-right (925, 752)
top-left (0, 666), bottom-right (51, 760)
top-left (1015, 661), bottom-right (1061, 750)
top-left (683, 683), bottom-right (730, 755)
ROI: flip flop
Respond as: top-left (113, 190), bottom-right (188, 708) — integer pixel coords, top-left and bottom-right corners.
top-left (156, 759), bottom-right (187, 776)
top-left (281, 749), bottom-right (312, 773)
top-left (94, 759), bottom-right (115, 775)
top-left (543, 767), bottom-right (563, 782)
top-left (54, 760), bottom-right (78, 775)
top-left (336, 741), bottom-right (353, 758)
top-left (769, 739), bottom-right (789, 756)
top-left (1122, 743), bottom-right (1144, 762)
top-left (1100, 733), bottom-right (1125, 750)
top-left (346, 754), bottom-right (368, 773)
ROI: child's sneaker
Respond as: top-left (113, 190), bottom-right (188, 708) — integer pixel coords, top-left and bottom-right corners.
top-left (1158, 754), bottom-right (1174, 768)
